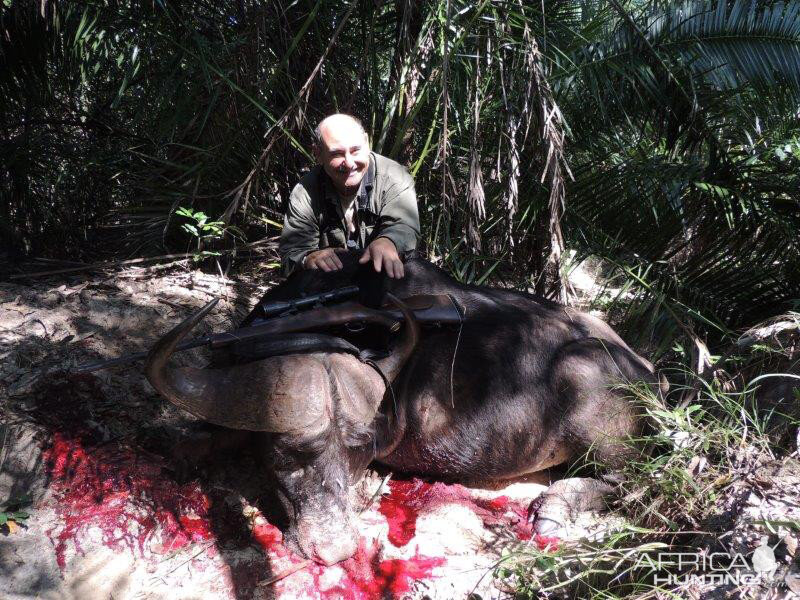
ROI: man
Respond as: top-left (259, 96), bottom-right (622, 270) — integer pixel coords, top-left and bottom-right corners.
top-left (279, 114), bottom-right (420, 279)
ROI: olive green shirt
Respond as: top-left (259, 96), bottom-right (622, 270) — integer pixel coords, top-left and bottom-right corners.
top-left (279, 152), bottom-right (420, 276)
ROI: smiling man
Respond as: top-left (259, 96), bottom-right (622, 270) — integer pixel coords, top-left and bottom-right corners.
top-left (278, 114), bottom-right (420, 278)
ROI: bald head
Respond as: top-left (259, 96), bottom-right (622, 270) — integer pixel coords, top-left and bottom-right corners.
top-left (313, 114), bottom-right (367, 146)
top-left (313, 114), bottom-right (370, 197)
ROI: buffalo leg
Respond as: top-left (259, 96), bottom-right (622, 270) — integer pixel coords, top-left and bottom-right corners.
top-left (527, 338), bottom-right (652, 534)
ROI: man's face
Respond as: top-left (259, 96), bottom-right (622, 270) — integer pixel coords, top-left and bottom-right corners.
top-left (314, 118), bottom-right (370, 197)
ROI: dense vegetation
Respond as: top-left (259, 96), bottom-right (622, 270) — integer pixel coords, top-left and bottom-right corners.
top-left (2, 0), bottom-right (800, 352)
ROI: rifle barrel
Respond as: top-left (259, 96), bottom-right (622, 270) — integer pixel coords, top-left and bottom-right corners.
top-left (71, 294), bottom-right (462, 374)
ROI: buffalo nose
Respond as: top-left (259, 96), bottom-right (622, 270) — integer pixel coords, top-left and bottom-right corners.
top-left (314, 536), bottom-right (358, 566)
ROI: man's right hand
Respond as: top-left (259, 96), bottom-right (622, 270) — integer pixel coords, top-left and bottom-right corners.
top-left (303, 248), bottom-right (344, 272)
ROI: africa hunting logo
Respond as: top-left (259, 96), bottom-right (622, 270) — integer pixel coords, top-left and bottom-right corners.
top-left (632, 539), bottom-right (779, 587)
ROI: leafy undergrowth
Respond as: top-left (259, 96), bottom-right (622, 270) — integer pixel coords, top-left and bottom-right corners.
top-left (495, 336), bottom-right (800, 599)
top-left (0, 496), bottom-right (30, 536)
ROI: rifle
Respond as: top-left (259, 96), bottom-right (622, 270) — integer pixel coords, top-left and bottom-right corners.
top-left (72, 292), bottom-right (462, 374)
top-left (248, 285), bottom-right (360, 325)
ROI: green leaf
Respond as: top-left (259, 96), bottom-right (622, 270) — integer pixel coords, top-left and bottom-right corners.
top-left (693, 182), bottom-right (731, 197)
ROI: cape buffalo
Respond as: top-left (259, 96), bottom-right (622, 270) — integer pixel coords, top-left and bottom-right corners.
top-left (145, 254), bottom-right (662, 565)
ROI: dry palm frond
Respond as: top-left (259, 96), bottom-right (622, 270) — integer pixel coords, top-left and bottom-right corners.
top-left (466, 41), bottom-right (486, 252)
top-left (437, 0), bottom-right (453, 209)
top-left (527, 31), bottom-right (573, 302)
top-left (221, 3), bottom-right (358, 225)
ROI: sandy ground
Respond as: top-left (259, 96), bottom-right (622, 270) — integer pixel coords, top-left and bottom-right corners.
top-left (0, 267), bottom-right (604, 600)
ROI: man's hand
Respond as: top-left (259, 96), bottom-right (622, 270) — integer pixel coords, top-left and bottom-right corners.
top-left (304, 248), bottom-right (344, 272)
top-left (359, 237), bottom-right (404, 279)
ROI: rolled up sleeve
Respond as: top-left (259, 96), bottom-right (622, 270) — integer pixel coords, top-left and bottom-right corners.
top-left (279, 185), bottom-right (320, 277)
top-left (377, 169), bottom-right (420, 253)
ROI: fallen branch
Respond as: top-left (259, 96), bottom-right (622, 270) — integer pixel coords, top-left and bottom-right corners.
top-left (33, 257), bottom-right (89, 267)
top-left (115, 259), bottom-right (192, 279)
top-left (164, 540), bottom-right (216, 574)
top-left (157, 298), bottom-right (185, 310)
top-left (9, 252), bottom-right (196, 279)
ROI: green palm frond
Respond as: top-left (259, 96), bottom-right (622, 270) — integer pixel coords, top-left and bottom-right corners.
top-left (560, 0), bottom-right (800, 145)
top-left (567, 136), bottom-right (800, 351)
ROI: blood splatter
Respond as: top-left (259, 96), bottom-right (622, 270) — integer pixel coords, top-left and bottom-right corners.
top-left (378, 478), bottom-right (535, 548)
top-left (377, 479), bottom-right (434, 546)
top-left (534, 534), bottom-right (560, 551)
top-left (43, 431), bottom-right (213, 567)
top-left (318, 541), bottom-right (445, 600)
top-left (252, 517), bottom-right (287, 558)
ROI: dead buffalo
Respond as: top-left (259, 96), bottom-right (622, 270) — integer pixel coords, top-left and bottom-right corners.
top-left (145, 254), bottom-right (662, 565)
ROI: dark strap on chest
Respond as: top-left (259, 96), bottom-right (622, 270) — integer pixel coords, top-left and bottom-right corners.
top-left (231, 333), bottom-right (361, 361)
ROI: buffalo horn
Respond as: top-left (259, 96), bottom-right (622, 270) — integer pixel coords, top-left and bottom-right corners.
top-left (371, 293), bottom-right (420, 383)
top-left (144, 298), bottom-right (327, 432)
top-left (331, 293), bottom-right (421, 427)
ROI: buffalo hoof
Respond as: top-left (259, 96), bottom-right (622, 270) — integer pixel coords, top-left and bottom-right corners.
top-left (531, 515), bottom-right (564, 536)
top-left (527, 476), bottom-right (616, 537)
top-left (528, 496), bottom-right (568, 537)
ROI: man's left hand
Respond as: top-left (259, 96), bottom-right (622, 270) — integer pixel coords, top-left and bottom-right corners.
top-left (359, 237), bottom-right (404, 279)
